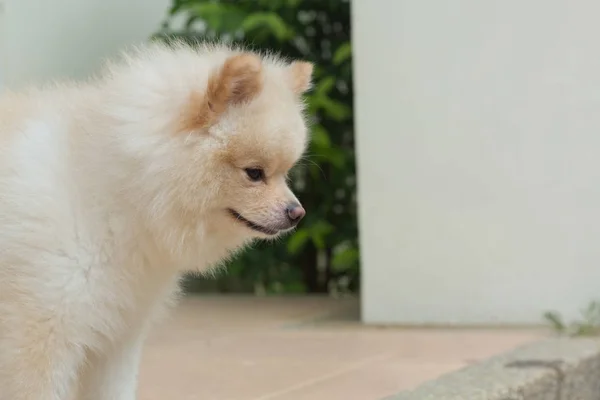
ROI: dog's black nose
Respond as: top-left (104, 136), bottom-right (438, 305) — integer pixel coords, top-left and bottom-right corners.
top-left (286, 203), bottom-right (306, 224)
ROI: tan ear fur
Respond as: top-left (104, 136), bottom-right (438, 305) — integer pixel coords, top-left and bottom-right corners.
top-left (288, 61), bottom-right (313, 94)
top-left (181, 53), bottom-right (263, 132)
top-left (207, 53), bottom-right (263, 112)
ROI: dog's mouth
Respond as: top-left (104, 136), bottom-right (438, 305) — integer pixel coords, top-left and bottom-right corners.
top-left (227, 209), bottom-right (280, 236)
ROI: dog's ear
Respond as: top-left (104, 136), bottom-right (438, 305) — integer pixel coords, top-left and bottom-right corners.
top-left (287, 61), bottom-right (313, 95)
top-left (182, 53), bottom-right (263, 131)
top-left (206, 53), bottom-right (263, 113)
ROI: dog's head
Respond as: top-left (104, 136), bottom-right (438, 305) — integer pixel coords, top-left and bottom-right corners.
top-left (207, 53), bottom-right (311, 238)
top-left (155, 49), bottom-right (313, 241)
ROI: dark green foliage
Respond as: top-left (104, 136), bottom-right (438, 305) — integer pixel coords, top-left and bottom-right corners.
top-left (156, 0), bottom-right (358, 294)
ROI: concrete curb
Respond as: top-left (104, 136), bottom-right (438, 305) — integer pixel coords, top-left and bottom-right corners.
top-left (385, 338), bottom-right (600, 400)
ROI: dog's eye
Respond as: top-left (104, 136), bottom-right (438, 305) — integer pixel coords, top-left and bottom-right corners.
top-left (245, 168), bottom-right (264, 182)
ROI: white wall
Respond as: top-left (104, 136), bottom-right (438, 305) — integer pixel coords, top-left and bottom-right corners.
top-left (0, 0), bottom-right (170, 88)
top-left (354, 1), bottom-right (600, 325)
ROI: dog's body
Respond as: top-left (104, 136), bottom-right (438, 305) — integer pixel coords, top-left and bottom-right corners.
top-left (0, 43), bottom-right (312, 399)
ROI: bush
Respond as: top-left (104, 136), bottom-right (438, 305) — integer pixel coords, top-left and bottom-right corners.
top-left (155, 0), bottom-right (358, 294)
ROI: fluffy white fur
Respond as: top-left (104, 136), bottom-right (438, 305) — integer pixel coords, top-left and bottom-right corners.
top-left (0, 42), bottom-right (312, 399)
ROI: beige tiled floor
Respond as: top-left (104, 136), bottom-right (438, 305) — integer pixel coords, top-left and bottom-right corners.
top-left (138, 296), bottom-right (546, 400)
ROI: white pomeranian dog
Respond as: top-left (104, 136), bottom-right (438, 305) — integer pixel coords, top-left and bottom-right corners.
top-left (0, 42), bottom-right (312, 400)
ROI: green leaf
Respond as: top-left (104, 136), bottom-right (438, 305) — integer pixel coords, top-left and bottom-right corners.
top-left (571, 322), bottom-right (599, 337)
top-left (581, 300), bottom-right (600, 322)
top-left (315, 76), bottom-right (336, 97)
top-left (307, 79), bottom-right (352, 122)
top-left (332, 247), bottom-right (360, 271)
top-left (320, 147), bottom-right (346, 168)
top-left (311, 124), bottom-right (331, 150)
top-left (242, 12), bottom-right (293, 41)
top-left (333, 42), bottom-right (352, 65)
top-left (287, 229), bottom-right (310, 254)
top-left (308, 221), bottom-right (334, 250)
top-left (188, 3), bottom-right (245, 33)
top-left (312, 235), bottom-right (325, 249)
top-left (318, 97), bottom-right (351, 121)
top-left (189, 3), bottom-right (225, 31)
top-left (543, 311), bottom-right (566, 333)
top-left (307, 161), bottom-right (324, 180)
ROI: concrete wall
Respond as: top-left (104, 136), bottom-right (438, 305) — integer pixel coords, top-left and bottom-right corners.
top-left (0, 0), bottom-right (170, 89)
top-left (354, 1), bottom-right (600, 324)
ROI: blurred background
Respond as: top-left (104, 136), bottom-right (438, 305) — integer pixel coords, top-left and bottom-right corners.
top-left (3, 0), bottom-right (600, 398)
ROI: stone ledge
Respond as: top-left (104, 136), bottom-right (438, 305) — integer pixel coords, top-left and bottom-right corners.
top-left (385, 338), bottom-right (600, 400)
